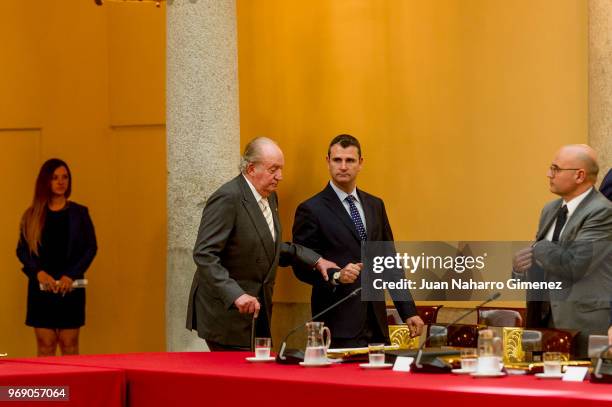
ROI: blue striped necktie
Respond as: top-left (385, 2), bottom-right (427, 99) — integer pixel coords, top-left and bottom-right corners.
top-left (345, 195), bottom-right (367, 241)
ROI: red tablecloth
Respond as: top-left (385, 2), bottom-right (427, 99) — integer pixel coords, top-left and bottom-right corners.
top-left (7, 352), bottom-right (612, 407)
top-left (0, 360), bottom-right (125, 407)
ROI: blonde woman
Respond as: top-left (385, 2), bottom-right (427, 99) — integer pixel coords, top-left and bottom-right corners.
top-left (17, 159), bottom-right (97, 356)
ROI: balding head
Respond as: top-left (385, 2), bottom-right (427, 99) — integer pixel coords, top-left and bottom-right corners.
top-left (548, 144), bottom-right (599, 200)
top-left (241, 137), bottom-right (284, 197)
top-left (559, 144), bottom-right (599, 181)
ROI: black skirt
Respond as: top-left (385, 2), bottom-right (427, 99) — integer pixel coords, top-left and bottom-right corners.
top-left (26, 279), bottom-right (85, 329)
top-left (25, 207), bottom-right (86, 329)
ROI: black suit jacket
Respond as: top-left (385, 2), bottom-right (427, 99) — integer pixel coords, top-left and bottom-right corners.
top-left (292, 183), bottom-right (417, 341)
top-left (601, 169), bottom-right (612, 326)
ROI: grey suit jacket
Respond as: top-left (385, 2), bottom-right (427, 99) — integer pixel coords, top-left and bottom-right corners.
top-left (186, 175), bottom-right (320, 347)
top-left (531, 188), bottom-right (612, 354)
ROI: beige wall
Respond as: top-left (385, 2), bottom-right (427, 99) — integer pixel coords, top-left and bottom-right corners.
top-left (237, 0), bottom-right (589, 305)
top-left (0, 1), bottom-right (166, 356)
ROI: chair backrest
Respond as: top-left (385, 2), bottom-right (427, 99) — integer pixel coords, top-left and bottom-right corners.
top-left (386, 308), bottom-right (403, 325)
top-left (477, 306), bottom-right (526, 327)
top-left (417, 305), bottom-right (443, 324)
top-left (427, 323), bottom-right (484, 348)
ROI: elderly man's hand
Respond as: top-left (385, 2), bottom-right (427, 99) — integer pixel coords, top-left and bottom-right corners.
top-left (513, 246), bottom-right (533, 274)
top-left (314, 258), bottom-right (339, 281)
top-left (234, 294), bottom-right (260, 316)
top-left (405, 315), bottom-right (425, 338)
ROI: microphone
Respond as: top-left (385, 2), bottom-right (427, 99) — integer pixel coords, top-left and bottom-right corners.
top-left (411, 291), bottom-right (501, 372)
top-left (276, 287), bottom-right (362, 364)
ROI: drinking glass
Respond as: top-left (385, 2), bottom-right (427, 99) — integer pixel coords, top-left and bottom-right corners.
top-left (368, 343), bottom-right (385, 366)
top-left (254, 337), bottom-right (271, 359)
top-left (543, 352), bottom-right (562, 375)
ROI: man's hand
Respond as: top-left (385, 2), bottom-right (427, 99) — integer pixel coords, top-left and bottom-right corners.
top-left (234, 294), bottom-right (261, 316)
top-left (608, 325), bottom-right (612, 346)
top-left (314, 258), bottom-right (339, 281)
top-left (37, 271), bottom-right (58, 293)
top-left (405, 315), bottom-right (425, 338)
top-left (337, 263), bottom-right (362, 284)
top-left (513, 246), bottom-right (533, 274)
top-left (58, 276), bottom-right (74, 295)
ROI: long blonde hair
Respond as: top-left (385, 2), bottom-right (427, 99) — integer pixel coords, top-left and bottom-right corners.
top-left (21, 159), bottom-right (72, 255)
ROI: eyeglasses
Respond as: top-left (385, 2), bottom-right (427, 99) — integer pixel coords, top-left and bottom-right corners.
top-left (549, 165), bottom-right (581, 176)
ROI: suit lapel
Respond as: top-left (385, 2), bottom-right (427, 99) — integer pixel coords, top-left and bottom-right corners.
top-left (321, 183), bottom-right (360, 242)
top-left (559, 188), bottom-right (597, 241)
top-left (268, 193), bottom-right (282, 253)
top-left (535, 189), bottom-right (597, 241)
top-left (536, 202), bottom-right (561, 241)
top-left (238, 176), bottom-right (275, 263)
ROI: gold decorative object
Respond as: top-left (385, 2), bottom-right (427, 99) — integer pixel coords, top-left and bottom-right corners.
top-left (502, 327), bottom-right (570, 363)
top-left (389, 325), bottom-right (419, 349)
top-left (503, 327), bottom-right (525, 364)
top-left (94, 0), bottom-right (165, 7)
top-left (504, 360), bottom-right (591, 372)
top-left (327, 345), bottom-right (399, 360)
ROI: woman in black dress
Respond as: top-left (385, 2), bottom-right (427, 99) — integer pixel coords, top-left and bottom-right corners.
top-left (17, 159), bottom-right (97, 356)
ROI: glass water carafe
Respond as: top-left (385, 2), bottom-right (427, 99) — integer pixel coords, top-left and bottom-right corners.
top-left (304, 321), bottom-right (331, 364)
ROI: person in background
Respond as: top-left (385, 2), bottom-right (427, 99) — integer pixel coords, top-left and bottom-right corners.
top-left (599, 168), bottom-right (612, 345)
top-left (17, 159), bottom-right (97, 356)
top-left (513, 145), bottom-right (612, 356)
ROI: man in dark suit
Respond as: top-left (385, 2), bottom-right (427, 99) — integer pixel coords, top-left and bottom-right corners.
top-left (513, 145), bottom-right (612, 356)
top-left (600, 169), bottom-right (612, 345)
top-left (292, 134), bottom-right (424, 348)
top-left (186, 137), bottom-right (337, 351)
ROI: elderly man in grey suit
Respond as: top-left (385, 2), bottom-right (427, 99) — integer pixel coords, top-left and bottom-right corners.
top-left (186, 137), bottom-right (337, 351)
top-left (513, 144), bottom-right (612, 357)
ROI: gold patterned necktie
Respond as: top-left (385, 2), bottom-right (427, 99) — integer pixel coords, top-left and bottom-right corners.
top-left (259, 198), bottom-right (275, 241)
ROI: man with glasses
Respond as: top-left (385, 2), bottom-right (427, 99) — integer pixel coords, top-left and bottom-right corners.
top-left (513, 144), bottom-right (612, 356)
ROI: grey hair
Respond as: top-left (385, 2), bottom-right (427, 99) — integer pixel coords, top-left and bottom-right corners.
top-left (239, 137), bottom-right (278, 173)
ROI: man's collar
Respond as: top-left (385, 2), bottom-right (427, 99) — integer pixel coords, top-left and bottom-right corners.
top-left (242, 174), bottom-right (263, 202)
top-left (329, 180), bottom-right (359, 203)
top-left (563, 186), bottom-right (593, 216)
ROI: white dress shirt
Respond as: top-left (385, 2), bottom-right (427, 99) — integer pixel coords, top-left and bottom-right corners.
top-left (243, 174), bottom-right (275, 241)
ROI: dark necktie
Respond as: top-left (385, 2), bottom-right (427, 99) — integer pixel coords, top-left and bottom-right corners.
top-left (345, 195), bottom-right (367, 241)
top-left (551, 205), bottom-right (568, 242)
